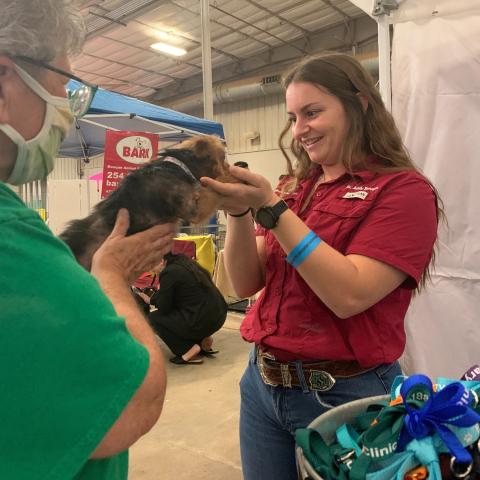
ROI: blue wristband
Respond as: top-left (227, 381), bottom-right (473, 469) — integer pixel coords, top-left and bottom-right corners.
top-left (286, 231), bottom-right (317, 264)
top-left (290, 235), bottom-right (321, 268)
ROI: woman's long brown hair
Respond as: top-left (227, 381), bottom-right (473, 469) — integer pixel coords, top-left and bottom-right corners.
top-left (278, 53), bottom-right (444, 289)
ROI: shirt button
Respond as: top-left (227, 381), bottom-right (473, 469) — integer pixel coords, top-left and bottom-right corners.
top-left (266, 326), bottom-right (273, 333)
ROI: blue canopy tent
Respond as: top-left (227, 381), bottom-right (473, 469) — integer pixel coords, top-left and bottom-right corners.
top-left (59, 80), bottom-right (225, 159)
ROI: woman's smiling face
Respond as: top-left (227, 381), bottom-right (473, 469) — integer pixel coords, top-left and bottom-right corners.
top-left (286, 81), bottom-right (349, 172)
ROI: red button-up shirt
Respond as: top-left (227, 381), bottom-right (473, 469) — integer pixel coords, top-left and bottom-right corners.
top-left (240, 168), bottom-right (438, 367)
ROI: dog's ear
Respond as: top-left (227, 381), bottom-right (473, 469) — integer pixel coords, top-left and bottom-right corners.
top-left (192, 137), bottom-right (225, 162)
top-left (177, 135), bottom-right (226, 163)
top-left (170, 134), bottom-right (230, 180)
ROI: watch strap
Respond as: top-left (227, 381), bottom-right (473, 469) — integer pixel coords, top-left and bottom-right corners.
top-left (255, 199), bottom-right (288, 229)
top-left (270, 199), bottom-right (288, 217)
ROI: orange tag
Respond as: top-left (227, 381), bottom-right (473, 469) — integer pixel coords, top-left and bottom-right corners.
top-left (389, 396), bottom-right (403, 406)
top-left (404, 465), bottom-right (428, 480)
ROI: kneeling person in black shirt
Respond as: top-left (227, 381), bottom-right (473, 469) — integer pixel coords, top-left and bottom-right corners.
top-left (149, 253), bottom-right (227, 365)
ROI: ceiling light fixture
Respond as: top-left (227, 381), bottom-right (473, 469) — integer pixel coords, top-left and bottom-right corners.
top-left (150, 42), bottom-right (186, 57)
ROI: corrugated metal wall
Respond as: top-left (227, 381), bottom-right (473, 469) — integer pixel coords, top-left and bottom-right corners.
top-left (49, 157), bottom-right (82, 180)
top-left (49, 156), bottom-right (105, 180)
top-left (215, 93), bottom-right (288, 154)
top-left (189, 93), bottom-right (290, 155)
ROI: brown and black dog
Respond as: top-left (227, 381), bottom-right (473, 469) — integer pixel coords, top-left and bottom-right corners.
top-left (60, 134), bottom-right (234, 270)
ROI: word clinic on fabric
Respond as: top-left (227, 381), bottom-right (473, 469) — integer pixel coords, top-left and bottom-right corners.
top-left (362, 441), bottom-right (397, 458)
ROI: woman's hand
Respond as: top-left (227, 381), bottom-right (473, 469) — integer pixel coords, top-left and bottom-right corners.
top-left (200, 165), bottom-right (277, 213)
top-left (136, 291), bottom-right (152, 304)
top-left (91, 209), bottom-right (176, 284)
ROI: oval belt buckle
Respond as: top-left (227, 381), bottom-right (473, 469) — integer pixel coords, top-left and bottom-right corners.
top-left (257, 351), bottom-right (279, 387)
top-left (309, 370), bottom-right (335, 391)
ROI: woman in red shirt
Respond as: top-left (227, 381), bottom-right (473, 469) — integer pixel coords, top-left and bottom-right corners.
top-left (202, 53), bottom-right (440, 480)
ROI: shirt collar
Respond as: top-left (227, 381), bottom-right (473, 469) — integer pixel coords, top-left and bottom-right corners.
top-left (303, 157), bottom-right (380, 184)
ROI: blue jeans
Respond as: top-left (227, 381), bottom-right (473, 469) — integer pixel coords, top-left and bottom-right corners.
top-left (239, 349), bottom-right (402, 480)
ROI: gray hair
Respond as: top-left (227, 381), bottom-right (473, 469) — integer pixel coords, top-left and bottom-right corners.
top-left (0, 0), bottom-right (85, 62)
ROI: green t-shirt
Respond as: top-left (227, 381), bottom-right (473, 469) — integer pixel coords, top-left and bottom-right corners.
top-left (0, 183), bottom-right (149, 479)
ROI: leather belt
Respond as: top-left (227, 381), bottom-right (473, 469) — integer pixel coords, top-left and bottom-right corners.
top-left (256, 349), bottom-right (375, 392)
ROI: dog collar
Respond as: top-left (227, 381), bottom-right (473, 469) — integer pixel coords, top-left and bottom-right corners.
top-left (163, 156), bottom-right (201, 188)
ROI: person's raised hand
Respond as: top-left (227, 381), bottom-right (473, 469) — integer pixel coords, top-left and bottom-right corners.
top-left (200, 165), bottom-right (277, 214)
top-left (91, 209), bottom-right (176, 284)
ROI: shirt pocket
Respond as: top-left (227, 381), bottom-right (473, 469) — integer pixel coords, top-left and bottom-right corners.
top-left (306, 197), bottom-right (374, 249)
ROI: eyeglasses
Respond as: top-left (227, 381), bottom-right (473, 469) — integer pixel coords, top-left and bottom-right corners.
top-left (13, 55), bottom-right (98, 118)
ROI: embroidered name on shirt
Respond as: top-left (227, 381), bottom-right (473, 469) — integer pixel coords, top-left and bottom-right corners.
top-left (343, 190), bottom-right (368, 200)
top-left (345, 185), bottom-right (379, 191)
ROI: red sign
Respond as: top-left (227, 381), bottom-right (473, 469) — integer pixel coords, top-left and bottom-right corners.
top-left (101, 130), bottom-right (159, 198)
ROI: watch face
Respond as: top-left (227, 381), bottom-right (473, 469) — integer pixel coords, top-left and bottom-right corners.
top-left (255, 200), bottom-right (288, 229)
top-left (255, 208), bottom-right (276, 229)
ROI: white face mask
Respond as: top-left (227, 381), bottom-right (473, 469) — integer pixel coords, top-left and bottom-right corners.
top-left (0, 65), bottom-right (74, 185)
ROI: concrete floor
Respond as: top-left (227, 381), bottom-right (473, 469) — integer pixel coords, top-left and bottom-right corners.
top-left (129, 312), bottom-right (250, 480)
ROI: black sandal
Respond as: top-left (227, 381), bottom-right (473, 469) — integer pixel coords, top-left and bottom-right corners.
top-left (169, 355), bottom-right (203, 365)
top-left (199, 349), bottom-right (219, 357)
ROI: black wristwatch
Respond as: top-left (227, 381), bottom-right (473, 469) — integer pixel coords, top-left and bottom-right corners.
top-left (254, 200), bottom-right (288, 229)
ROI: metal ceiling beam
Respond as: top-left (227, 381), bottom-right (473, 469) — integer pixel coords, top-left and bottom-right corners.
top-left (74, 67), bottom-right (157, 92)
top-left (151, 15), bottom-right (377, 103)
top-left (79, 52), bottom-right (182, 89)
top-left (97, 34), bottom-right (202, 71)
top-left (166, 0), bottom-right (274, 51)
top-left (242, 0), bottom-right (310, 36)
top-left (321, 0), bottom-right (353, 21)
top-left (211, 4), bottom-right (309, 56)
top-left (79, 50), bottom-right (179, 81)
top-left (85, 0), bottom-right (170, 40)
top-left (88, 10), bottom-right (128, 27)
top-left (133, 19), bottom-right (242, 64)
top-left (78, 0), bottom-right (106, 11)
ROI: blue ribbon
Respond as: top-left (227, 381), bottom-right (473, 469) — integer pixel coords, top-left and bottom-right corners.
top-left (367, 437), bottom-right (442, 480)
top-left (366, 425), bottom-right (480, 480)
top-left (397, 374), bottom-right (480, 463)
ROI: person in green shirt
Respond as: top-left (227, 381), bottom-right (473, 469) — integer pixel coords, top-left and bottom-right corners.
top-left (0, 1), bottom-right (176, 478)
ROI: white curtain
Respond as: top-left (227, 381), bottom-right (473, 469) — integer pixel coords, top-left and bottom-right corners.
top-left (391, 6), bottom-right (480, 377)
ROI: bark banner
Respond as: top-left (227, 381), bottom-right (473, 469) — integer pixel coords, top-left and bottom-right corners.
top-left (101, 130), bottom-right (159, 198)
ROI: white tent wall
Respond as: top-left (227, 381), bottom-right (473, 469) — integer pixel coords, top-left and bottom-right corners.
top-left (390, 4), bottom-right (480, 377)
top-left (45, 157), bottom-right (101, 234)
top-left (46, 180), bottom-right (96, 235)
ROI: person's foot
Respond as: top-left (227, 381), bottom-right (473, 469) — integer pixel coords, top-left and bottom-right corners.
top-left (200, 336), bottom-right (219, 356)
top-left (182, 343), bottom-right (202, 362)
top-left (169, 356), bottom-right (203, 365)
top-left (201, 336), bottom-right (214, 351)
